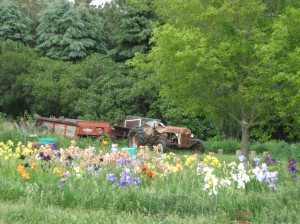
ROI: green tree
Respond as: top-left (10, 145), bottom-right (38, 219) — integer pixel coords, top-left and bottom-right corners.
top-left (110, 0), bottom-right (157, 62)
top-left (0, 1), bottom-right (33, 44)
top-left (0, 40), bottom-right (37, 116)
top-left (9, 0), bottom-right (56, 46)
top-left (74, 54), bottom-right (135, 123)
top-left (14, 57), bottom-right (90, 117)
top-left (36, 0), bottom-right (106, 61)
top-left (98, 1), bottom-right (123, 50)
top-left (146, 0), bottom-right (300, 158)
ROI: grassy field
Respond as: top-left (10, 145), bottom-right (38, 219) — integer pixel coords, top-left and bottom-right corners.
top-left (0, 137), bottom-right (299, 224)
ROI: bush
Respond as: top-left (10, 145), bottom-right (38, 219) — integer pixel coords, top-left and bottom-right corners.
top-left (205, 138), bottom-right (241, 154)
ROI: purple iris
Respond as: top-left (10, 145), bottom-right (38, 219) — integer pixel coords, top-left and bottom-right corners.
top-left (107, 174), bottom-right (118, 185)
top-left (288, 159), bottom-right (298, 174)
top-left (87, 166), bottom-right (94, 173)
top-left (266, 156), bottom-right (276, 164)
top-left (133, 177), bottom-right (141, 187)
top-left (120, 170), bottom-right (132, 188)
top-left (239, 155), bottom-right (246, 163)
top-left (117, 158), bottom-right (124, 166)
top-left (252, 158), bottom-right (261, 168)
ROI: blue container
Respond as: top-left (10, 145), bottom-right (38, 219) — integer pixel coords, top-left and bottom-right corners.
top-left (39, 138), bottom-right (57, 144)
top-left (123, 148), bottom-right (137, 157)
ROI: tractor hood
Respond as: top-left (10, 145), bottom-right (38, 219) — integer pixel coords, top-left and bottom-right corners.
top-left (155, 125), bottom-right (191, 134)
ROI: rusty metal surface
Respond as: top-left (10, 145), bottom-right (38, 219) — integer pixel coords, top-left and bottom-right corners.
top-left (155, 125), bottom-right (191, 134)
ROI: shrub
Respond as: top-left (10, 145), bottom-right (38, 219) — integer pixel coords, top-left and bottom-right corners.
top-left (205, 138), bottom-right (241, 154)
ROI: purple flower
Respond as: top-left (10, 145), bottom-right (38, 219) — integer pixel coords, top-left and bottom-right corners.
top-left (133, 177), bottom-right (141, 187)
top-left (120, 169), bottom-right (132, 188)
top-left (269, 171), bottom-right (278, 181)
top-left (268, 182), bottom-right (277, 190)
top-left (288, 159), bottom-right (298, 173)
top-left (126, 158), bottom-right (132, 164)
top-left (117, 158), bottom-right (124, 166)
top-left (266, 156), bottom-right (276, 164)
top-left (252, 158), bottom-right (261, 168)
top-left (87, 166), bottom-right (94, 173)
top-left (107, 173), bottom-right (118, 185)
top-left (239, 155), bottom-right (246, 163)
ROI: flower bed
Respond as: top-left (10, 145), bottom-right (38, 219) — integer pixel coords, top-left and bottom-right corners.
top-left (0, 140), bottom-right (299, 223)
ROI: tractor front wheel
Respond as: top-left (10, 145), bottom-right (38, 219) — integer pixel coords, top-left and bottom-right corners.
top-left (191, 139), bottom-right (206, 153)
top-left (128, 127), bottom-right (147, 149)
top-left (155, 140), bottom-right (167, 153)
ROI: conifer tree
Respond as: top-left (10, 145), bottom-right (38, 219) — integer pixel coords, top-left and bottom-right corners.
top-left (36, 0), bottom-right (106, 61)
top-left (0, 2), bottom-right (33, 44)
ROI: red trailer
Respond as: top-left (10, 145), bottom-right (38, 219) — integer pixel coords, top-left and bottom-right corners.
top-left (34, 115), bottom-right (112, 139)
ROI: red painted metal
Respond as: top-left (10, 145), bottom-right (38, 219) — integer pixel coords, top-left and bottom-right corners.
top-left (34, 115), bottom-right (112, 138)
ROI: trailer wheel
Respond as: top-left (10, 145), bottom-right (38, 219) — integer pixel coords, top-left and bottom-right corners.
top-left (128, 127), bottom-right (146, 149)
top-left (155, 140), bottom-right (167, 153)
top-left (191, 139), bottom-right (205, 153)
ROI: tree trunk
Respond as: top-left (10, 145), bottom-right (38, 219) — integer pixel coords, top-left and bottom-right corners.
top-left (241, 120), bottom-right (250, 160)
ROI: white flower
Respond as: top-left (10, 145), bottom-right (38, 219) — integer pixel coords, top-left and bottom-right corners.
top-left (220, 178), bottom-right (232, 187)
top-left (203, 168), bottom-right (219, 195)
top-left (228, 162), bottom-right (237, 167)
top-left (237, 163), bottom-right (245, 171)
top-left (111, 144), bottom-right (118, 153)
top-left (252, 166), bottom-right (264, 182)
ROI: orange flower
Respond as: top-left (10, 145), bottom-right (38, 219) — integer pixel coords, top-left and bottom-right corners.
top-left (141, 164), bottom-right (148, 174)
top-left (61, 172), bottom-right (67, 177)
top-left (30, 163), bottom-right (38, 171)
top-left (21, 171), bottom-right (30, 180)
top-left (147, 171), bottom-right (155, 179)
top-left (17, 165), bottom-right (24, 172)
top-left (102, 140), bottom-right (108, 147)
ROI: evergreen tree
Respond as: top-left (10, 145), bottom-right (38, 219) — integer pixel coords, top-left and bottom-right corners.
top-left (98, 1), bottom-right (123, 50)
top-left (110, 0), bottom-right (156, 62)
top-left (0, 1), bottom-right (33, 45)
top-left (36, 0), bottom-right (106, 61)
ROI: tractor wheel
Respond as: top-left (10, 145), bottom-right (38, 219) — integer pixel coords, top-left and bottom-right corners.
top-left (155, 140), bottom-right (168, 153)
top-left (128, 127), bottom-right (147, 149)
top-left (191, 139), bottom-right (206, 153)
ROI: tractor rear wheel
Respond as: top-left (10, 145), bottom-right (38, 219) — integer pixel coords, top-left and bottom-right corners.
top-left (128, 127), bottom-right (147, 149)
top-left (191, 139), bottom-right (206, 153)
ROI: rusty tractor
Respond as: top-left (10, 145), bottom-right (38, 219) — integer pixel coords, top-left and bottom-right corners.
top-left (127, 118), bottom-right (205, 153)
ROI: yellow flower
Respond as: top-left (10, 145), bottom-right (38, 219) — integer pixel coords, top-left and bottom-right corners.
top-left (202, 155), bottom-right (222, 168)
top-left (102, 140), bottom-right (108, 147)
top-left (27, 142), bottom-right (33, 149)
top-left (71, 140), bottom-right (76, 146)
top-left (53, 167), bottom-right (61, 174)
top-left (7, 140), bottom-right (14, 147)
